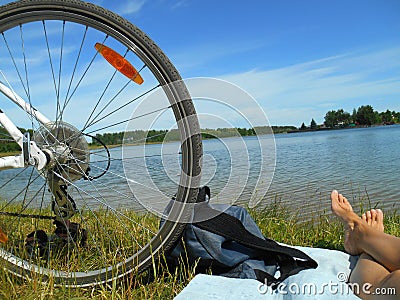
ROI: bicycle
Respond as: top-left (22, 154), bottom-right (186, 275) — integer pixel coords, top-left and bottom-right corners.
top-left (0, 0), bottom-right (202, 287)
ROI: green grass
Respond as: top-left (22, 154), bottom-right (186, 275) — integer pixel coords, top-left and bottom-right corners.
top-left (0, 200), bottom-right (399, 300)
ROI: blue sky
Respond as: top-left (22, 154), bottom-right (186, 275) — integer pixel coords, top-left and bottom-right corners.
top-left (0, 0), bottom-right (399, 127)
top-left (92, 0), bottom-right (400, 127)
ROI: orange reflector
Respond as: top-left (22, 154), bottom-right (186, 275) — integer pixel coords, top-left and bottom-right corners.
top-left (0, 228), bottom-right (7, 243)
top-left (95, 43), bottom-right (144, 85)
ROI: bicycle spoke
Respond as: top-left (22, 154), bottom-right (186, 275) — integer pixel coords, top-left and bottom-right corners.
top-left (50, 148), bottom-right (170, 216)
top-left (0, 171), bottom-right (43, 210)
top-left (41, 157), bottom-right (108, 270)
top-left (86, 105), bottom-right (170, 135)
top-left (73, 176), bottom-right (148, 246)
top-left (1, 32), bottom-right (29, 99)
top-left (53, 21), bottom-right (67, 148)
top-left (0, 174), bottom-right (47, 251)
top-left (63, 25), bottom-right (88, 109)
top-left (21, 166), bottom-right (35, 208)
top-left (0, 0), bottom-right (201, 286)
top-left (56, 21), bottom-right (66, 122)
top-left (89, 150), bottom-right (179, 164)
top-left (51, 168), bottom-right (152, 249)
top-left (42, 21), bottom-right (58, 110)
top-left (82, 49), bottom-right (129, 130)
top-left (33, 180), bottom-right (48, 230)
top-left (43, 20), bottom-right (67, 148)
top-left (19, 25), bottom-right (30, 101)
top-left (58, 35), bottom-right (109, 120)
top-left (82, 65), bottom-right (148, 131)
top-left (20, 24), bottom-right (37, 136)
top-left (47, 141), bottom-right (164, 226)
top-left (0, 168), bottom-right (29, 190)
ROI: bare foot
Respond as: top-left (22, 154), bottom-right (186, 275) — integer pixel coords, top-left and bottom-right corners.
top-left (330, 190), bottom-right (353, 215)
top-left (362, 209), bottom-right (384, 232)
top-left (330, 190), bottom-right (362, 255)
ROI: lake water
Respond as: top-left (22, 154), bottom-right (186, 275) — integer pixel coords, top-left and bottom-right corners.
top-left (199, 125), bottom-right (400, 218)
top-left (262, 125), bottom-right (400, 217)
top-left (1, 125), bottom-right (399, 218)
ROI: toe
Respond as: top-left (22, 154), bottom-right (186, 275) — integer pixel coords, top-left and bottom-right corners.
top-left (376, 209), bottom-right (384, 221)
top-left (330, 190), bottom-right (340, 212)
top-left (337, 193), bottom-right (353, 212)
top-left (376, 209), bottom-right (384, 231)
top-left (371, 209), bottom-right (378, 223)
top-left (339, 194), bottom-right (347, 207)
top-left (331, 190), bottom-right (338, 201)
top-left (366, 211), bottom-right (372, 225)
top-left (361, 213), bottom-right (366, 222)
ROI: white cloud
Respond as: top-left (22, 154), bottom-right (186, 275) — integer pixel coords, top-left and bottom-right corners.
top-left (217, 47), bottom-right (400, 126)
top-left (172, 39), bottom-right (268, 73)
top-left (111, 1), bottom-right (146, 16)
top-left (171, 0), bottom-right (188, 10)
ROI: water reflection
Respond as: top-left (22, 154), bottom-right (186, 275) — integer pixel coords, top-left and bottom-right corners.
top-left (1, 125), bottom-right (399, 217)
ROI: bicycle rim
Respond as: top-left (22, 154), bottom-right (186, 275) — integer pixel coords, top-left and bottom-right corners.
top-left (0, 0), bottom-right (202, 286)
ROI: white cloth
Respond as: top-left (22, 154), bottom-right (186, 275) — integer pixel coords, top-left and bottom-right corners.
top-left (175, 246), bottom-right (360, 300)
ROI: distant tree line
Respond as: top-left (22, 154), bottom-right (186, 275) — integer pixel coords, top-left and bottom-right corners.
top-left (0, 127), bottom-right (32, 153)
top-left (93, 126), bottom-right (296, 146)
top-left (2, 125), bottom-right (297, 153)
top-left (3, 105), bottom-right (396, 153)
top-left (299, 105), bottom-right (400, 130)
top-left (202, 126), bottom-right (297, 138)
top-left (93, 129), bottom-right (170, 146)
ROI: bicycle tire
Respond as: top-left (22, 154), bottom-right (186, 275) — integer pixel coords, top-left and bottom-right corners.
top-left (0, 0), bottom-right (202, 287)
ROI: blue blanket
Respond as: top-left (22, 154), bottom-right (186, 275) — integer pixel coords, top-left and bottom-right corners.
top-left (175, 246), bottom-right (360, 299)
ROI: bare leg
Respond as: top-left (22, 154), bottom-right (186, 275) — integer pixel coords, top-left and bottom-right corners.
top-left (350, 253), bottom-right (392, 299)
top-left (350, 253), bottom-right (400, 300)
top-left (350, 208), bottom-right (394, 299)
top-left (330, 190), bottom-right (400, 271)
top-left (330, 191), bottom-right (400, 299)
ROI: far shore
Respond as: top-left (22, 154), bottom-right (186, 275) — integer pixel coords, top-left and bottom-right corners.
top-left (287, 123), bottom-right (398, 134)
top-left (0, 124), bottom-right (398, 157)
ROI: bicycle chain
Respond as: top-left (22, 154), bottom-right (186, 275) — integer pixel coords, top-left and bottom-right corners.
top-left (0, 211), bottom-right (56, 220)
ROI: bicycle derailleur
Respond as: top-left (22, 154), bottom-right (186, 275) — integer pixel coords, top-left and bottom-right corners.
top-left (23, 123), bottom-right (90, 257)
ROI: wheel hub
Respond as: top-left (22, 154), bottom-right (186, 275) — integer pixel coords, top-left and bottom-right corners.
top-left (33, 121), bottom-right (90, 183)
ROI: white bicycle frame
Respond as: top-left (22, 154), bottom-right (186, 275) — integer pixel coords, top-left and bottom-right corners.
top-left (0, 81), bottom-right (48, 171)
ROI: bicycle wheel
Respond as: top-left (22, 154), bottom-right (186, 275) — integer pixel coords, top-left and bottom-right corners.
top-left (0, 0), bottom-right (202, 287)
